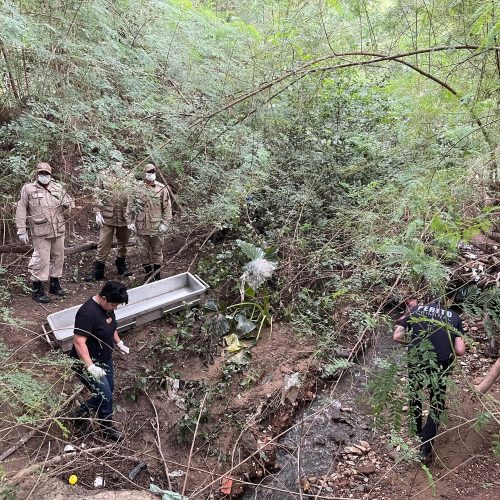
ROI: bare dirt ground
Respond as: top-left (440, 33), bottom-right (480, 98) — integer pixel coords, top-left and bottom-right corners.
top-left (1, 206), bottom-right (499, 499)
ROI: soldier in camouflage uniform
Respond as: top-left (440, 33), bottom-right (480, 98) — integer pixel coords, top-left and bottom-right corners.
top-left (85, 162), bottom-right (134, 281)
top-left (126, 163), bottom-right (172, 281)
top-left (15, 162), bottom-right (74, 303)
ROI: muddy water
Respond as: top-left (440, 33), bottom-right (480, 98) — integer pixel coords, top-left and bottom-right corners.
top-left (242, 331), bottom-right (402, 499)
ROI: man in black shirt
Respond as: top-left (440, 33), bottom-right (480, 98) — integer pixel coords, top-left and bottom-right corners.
top-left (393, 298), bottom-right (466, 462)
top-left (71, 281), bottom-right (130, 441)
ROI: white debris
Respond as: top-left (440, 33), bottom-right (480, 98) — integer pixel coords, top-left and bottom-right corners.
top-left (93, 475), bottom-right (105, 488)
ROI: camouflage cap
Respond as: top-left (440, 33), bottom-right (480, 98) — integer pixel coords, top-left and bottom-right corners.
top-left (36, 162), bottom-right (52, 174)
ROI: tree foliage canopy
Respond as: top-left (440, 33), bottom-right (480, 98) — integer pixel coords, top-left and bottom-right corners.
top-left (0, 0), bottom-right (499, 312)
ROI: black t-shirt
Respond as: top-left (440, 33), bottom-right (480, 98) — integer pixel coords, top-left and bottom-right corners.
top-left (70, 297), bottom-right (117, 363)
top-left (401, 302), bottom-right (464, 363)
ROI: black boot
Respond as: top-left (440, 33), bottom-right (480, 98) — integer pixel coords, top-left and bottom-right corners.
top-left (49, 277), bottom-right (66, 296)
top-left (100, 420), bottom-right (123, 442)
top-left (84, 261), bottom-right (105, 282)
top-left (152, 264), bottom-right (162, 281)
top-left (143, 264), bottom-right (152, 283)
top-left (71, 407), bottom-right (91, 436)
top-left (115, 257), bottom-right (132, 277)
top-left (32, 281), bottom-right (50, 303)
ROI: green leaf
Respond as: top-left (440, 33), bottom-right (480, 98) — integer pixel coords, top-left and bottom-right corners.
top-left (235, 312), bottom-right (256, 336)
top-left (236, 239), bottom-right (265, 260)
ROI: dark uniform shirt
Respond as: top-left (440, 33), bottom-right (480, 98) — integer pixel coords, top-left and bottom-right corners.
top-left (70, 298), bottom-right (117, 363)
top-left (401, 302), bottom-right (464, 364)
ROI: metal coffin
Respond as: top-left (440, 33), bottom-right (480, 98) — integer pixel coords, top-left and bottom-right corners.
top-left (44, 272), bottom-right (209, 351)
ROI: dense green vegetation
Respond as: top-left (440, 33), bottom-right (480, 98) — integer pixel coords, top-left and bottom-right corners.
top-left (0, 1), bottom-right (499, 489)
top-left (1, 0), bottom-right (499, 376)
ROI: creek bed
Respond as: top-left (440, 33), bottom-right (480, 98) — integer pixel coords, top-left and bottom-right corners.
top-left (242, 330), bottom-right (402, 499)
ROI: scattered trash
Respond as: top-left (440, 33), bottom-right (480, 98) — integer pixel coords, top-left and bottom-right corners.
top-left (129, 461), bottom-right (148, 481)
top-left (220, 477), bottom-right (233, 495)
top-left (164, 377), bottom-right (186, 410)
top-left (93, 475), bottom-right (105, 488)
top-left (149, 483), bottom-right (187, 500)
top-left (68, 474), bottom-right (78, 485)
top-left (168, 469), bottom-right (185, 478)
top-left (63, 444), bottom-right (76, 453)
top-left (281, 372), bottom-right (301, 404)
top-left (223, 334), bottom-right (251, 365)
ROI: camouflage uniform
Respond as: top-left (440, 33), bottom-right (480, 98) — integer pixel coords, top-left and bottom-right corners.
top-left (15, 162), bottom-right (74, 302)
top-left (126, 164), bottom-right (172, 280)
top-left (85, 165), bottom-right (134, 281)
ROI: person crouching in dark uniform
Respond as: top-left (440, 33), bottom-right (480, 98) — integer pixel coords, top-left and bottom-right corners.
top-left (393, 298), bottom-right (466, 463)
top-left (71, 281), bottom-right (130, 441)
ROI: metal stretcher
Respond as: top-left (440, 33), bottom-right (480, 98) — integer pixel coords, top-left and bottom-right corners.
top-left (42, 272), bottom-right (209, 351)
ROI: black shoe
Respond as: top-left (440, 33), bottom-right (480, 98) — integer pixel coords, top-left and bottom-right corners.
top-left (143, 264), bottom-right (152, 283)
top-left (84, 261), bottom-right (105, 282)
top-left (32, 281), bottom-right (50, 303)
top-left (152, 264), bottom-right (161, 281)
top-left (419, 443), bottom-right (433, 465)
top-left (115, 257), bottom-right (132, 277)
top-left (71, 407), bottom-right (91, 436)
top-left (101, 425), bottom-right (123, 442)
top-left (49, 277), bottom-right (66, 296)
top-left (418, 450), bottom-right (433, 465)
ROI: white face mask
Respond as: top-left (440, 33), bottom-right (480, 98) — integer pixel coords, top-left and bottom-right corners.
top-left (145, 173), bottom-right (156, 182)
top-left (38, 174), bottom-right (51, 185)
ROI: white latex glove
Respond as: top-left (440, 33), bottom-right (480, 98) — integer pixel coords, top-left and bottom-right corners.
top-left (116, 340), bottom-right (130, 354)
top-left (127, 223), bottom-right (136, 233)
top-left (18, 233), bottom-right (29, 245)
top-left (95, 212), bottom-right (104, 228)
top-left (158, 223), bottom-right (168, 234)
top-left (87, 364), bottom-right (106, 379)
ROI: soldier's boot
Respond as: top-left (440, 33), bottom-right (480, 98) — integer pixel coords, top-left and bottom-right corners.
top-left (152, 264), bottom-right (162, 281)
top-left (84, 261), bottom-right (105, 282)
top-left (49, 277), bottom-right (66, 296)
top-left (115, 257), bottom-right (132, 277)
top-left (143, 264), bottom-right (153, 283)
top-left (32, 281), bottom-right (50, 303)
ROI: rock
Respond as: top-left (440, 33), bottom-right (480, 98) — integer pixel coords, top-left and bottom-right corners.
top-left (300, 477), bottom-right (310, 493)
top-left (344, 446), bottom-right (363, 455)
top-left (358, 440), bottom-right (370, 450)
top-left (357, 464), bottom-right (376, 475)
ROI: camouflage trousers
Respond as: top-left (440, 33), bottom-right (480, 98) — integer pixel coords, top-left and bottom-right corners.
top-left (29, 235), bottom-right (65, 282)
top-left (96, 224), bottom-right (129, 262)
top-left (137, 234), bottom-right (164, 265)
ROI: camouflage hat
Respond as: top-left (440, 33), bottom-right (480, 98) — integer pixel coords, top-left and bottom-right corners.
top-left (144, 163), bottom-right (156, 173)
top-left (36, 162), bottom-right (52, 174)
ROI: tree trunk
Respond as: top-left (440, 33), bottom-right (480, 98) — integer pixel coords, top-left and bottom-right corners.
top-left (0, 241), bottom-right (121, 255)
top-left (0, 40), bottom-right (21, 100)
top-left (475, 357), bottom-right (500, 394)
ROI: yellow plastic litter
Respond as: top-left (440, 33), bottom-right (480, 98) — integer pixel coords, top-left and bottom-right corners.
top-left (68, 474), bottom-right (78, 485)
top-left (224, 333), bottom-right (245, 352)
